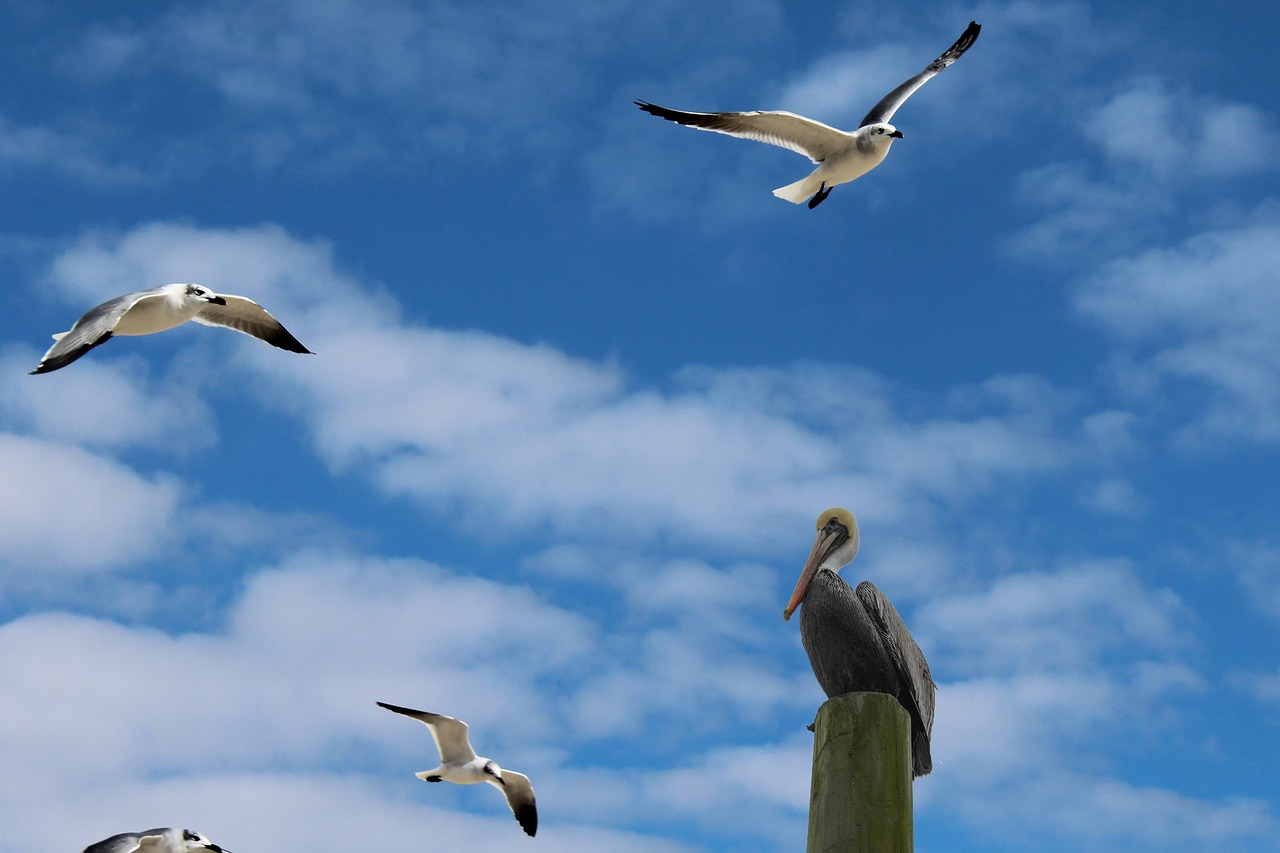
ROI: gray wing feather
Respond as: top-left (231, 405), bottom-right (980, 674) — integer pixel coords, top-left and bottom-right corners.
top-left (30, 289), bottom-right (166, 374)
top-left (855, 580), bottom-right (936, 773)
top-left (190, 295), bottom-right (311, 354)
top-left (637, 101), bottom-right (851, 163)
top-left (82, 830), bottom-right (169, 853)
top-left (858, 20), bottom-right (981, 127)
top-left (377, 701), bottom-right (477, 763)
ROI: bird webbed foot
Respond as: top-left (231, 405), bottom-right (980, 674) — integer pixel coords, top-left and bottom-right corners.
top-left (808, 184), bottom-right (832, 209)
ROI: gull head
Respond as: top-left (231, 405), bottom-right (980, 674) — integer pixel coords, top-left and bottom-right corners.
top-left (178, 829), bottom-right (230, 853)
top-left (183, 283), bottom-right (227, 306)
top-left (862, 122), bottom-right (904, 143)
top-left (483, 759), bottom-right (505, 785)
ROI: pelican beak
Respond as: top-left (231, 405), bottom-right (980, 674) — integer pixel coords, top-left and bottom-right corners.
top-left (783, 524), bottom-right (846, 621)
top-left (889, 130), bottom-right (904, 139)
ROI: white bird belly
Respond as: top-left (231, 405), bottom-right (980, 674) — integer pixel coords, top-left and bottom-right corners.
top-left (818, 144), bottom-right (891, 186)
top-left (419, 761), bottom-right (490, 785)
top-left (111, 300), bottom-right (194, 336)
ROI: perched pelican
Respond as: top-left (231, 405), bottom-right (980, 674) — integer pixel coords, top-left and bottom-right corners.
top-left (377, 701), bottom-right (538, 837)
top-left (82, 828), bottom-right (230, 853)
top-left (636, 20), bottom-right (980, 208)
top-left (783, 508), bottom-right (935, 777)
top-left (30, 282), bottom-right (312, 374)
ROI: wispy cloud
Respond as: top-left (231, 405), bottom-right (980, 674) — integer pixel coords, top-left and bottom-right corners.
top-left (1076, 215), bottom-right (1280, 443)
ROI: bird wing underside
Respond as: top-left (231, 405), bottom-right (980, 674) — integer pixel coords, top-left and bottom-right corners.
top-left (858, 20), bottom-right (981, 127)
top-left (496, 769), bottom-right (538, 836)
top-left (636, 101), bottom-right (850, 163)
top-left (190, 295), bottom-right (311, 353)
top-left (377, 701), bottom-right (478, 763)
top-left (31, 290), bottom-right (159, 374)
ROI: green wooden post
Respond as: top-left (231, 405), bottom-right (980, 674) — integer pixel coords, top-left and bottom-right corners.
top-left (806, 692), bottom-right (913, 853)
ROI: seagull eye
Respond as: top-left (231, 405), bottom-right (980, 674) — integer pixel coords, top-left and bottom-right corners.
top-left (184, 832), bottom-right (198, 841)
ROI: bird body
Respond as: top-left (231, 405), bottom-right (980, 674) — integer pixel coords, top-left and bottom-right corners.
top-left (636, 20), bottom-right (980, 208)
top-left (784, 508), bottom-right (935, 777)
top-left (30, 282), bottom-right (311, 374)
top-left (377, 701), bottom-right (538, 837)
top-left (82, 828), bottom-right (229, 853)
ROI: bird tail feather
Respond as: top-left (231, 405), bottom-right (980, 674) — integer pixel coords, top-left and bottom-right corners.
top-left (772, 175), bottom-right (823, 204)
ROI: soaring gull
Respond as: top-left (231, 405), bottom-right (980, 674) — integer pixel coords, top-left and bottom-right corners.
top-left (82, 828), bottom-right (231, 853)
top-left (30, 282), bottom-right (312, 374)
top-left (783, 508), bottom-right (936, 777)
top-left (636, 21), bottom-right (980, 208)
top-left (377, 701), bottom-right (538, 837)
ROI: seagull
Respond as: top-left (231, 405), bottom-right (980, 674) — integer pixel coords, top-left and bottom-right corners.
top-left (377, 701), bottom-right (538, 837)
top-left (636, 20), bottom-right (980, 208)
top-left (30, 282), bottom-right (312, 374)
top-left (783, 508), bottom-right (936, 777)
top-left (81, 828), bottom-right (231, 853)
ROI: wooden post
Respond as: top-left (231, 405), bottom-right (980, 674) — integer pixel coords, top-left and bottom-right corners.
top-left (806, 692), bottom-right (913, 853)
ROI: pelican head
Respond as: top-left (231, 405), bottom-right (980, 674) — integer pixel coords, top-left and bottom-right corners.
top-left (782, 507), bottom-right (860, 621)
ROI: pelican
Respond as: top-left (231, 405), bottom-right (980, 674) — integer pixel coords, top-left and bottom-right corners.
top-left (636, 20), bottom-right (980, 208)
top-left (82, 829), bottom-right (230, 853)
top-left (30, 282), bottom-right (312, 374)
top-left (377, 701), bottom-right (538, 837)
top-left (783, 508), bottom-right (935, 777)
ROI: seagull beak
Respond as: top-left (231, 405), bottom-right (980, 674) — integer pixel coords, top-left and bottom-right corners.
top-left (205, 295), bottom-right (227, 305)
top-left (889, 130), bottom-right (904, 139)
top-left (782, 525), bottom-right (846, 621)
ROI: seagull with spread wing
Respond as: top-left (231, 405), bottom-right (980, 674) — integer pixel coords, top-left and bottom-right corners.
top-left (377, 701), bottom-right (538, 837)
top-left (636, 21), bottom-right (980, 208)
top-left (29, 282), bottom-right (312, 374)
top-left (81, 828), bottom-right (230, 853)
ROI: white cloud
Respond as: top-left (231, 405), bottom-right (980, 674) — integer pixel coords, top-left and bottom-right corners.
top-left (1084, 78), bottom-right (1279, 180)
top-left (33, 0), bottom-right (787, 181)
top-left (1076, 217), bottom-right (1280, 442)
top-left (0, 547), bottom-right (813, 852)
top-left (0, 350), bottom-right (217, 452)
top-left (921, 559), bottom-right (1191, 677)
top-left (0, 434), bottom-right (183, 578)
top-left (1008, 67), bottom-right (1278, 257)
top-left (39, 222), bottom-right (1085, 557)
top-left (0, 112), bottom-right (149, 185)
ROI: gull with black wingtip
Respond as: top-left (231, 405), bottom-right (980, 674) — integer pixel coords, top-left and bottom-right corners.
top-left (637, 21), bottom-right (980, 208)
top-left (377, 700), bottom-right (538, 837)
top-left (81, 828), bottom-right (231, 853)
top-left (30, 282), bottom-right (312, 374)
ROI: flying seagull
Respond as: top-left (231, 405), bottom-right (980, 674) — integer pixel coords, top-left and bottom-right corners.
top-left (30, 282), bottom-right (312, 374)
top-left (636, 20), bottom-right (980, 208)
top-left (377, 700), bottom-right (538, 837)
top-left (82, 828), bottom-right (231, 853)
top-left (783, 508), bottom-right (936, 777)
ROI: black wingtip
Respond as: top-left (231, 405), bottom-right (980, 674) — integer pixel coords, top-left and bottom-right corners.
top-left (376, 700), bottom-right (420, 716)
top-left (516, 805), bottom-right (537, 837)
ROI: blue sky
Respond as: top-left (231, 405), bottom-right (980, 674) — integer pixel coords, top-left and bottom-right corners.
top-left (1, 0), bottom-right (1278, 851)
